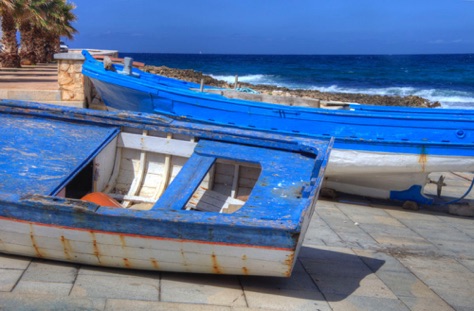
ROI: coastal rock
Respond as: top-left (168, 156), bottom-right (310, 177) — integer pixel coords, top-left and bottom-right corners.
top-left (142, 65), bottom-right (436, 108)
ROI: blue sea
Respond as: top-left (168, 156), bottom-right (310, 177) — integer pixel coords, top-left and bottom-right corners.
top-left (119, 53), bottom-right (474, 109)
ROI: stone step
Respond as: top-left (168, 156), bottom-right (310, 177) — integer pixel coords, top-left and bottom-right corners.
top-left (0, 89), bottom-right (62, 101)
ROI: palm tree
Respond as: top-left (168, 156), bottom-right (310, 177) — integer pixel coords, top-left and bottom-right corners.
top-left (0, 0), bottom-right (21, 67)
top-left (34, 0), bottom-right (77, 63)
top-left (1, 0), bottom-right (77, 67)
top-left (18, 0), bottom-right (47, 65)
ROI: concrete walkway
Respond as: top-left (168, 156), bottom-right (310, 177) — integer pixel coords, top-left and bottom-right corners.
top-left (0, 172), bottom-right (473, 311)
top-left (0, 64), bottom-right (58, 90)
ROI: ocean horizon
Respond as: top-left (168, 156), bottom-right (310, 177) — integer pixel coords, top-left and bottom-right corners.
top-left (119, 52), bottom-right (474, 109)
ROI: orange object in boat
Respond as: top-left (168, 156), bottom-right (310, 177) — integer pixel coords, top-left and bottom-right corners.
top-left (81, 192), bottom-right (122, 208)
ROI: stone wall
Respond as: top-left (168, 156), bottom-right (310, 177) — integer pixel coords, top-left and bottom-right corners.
top-left (54, 49), bottom-right (117, 108)
top-left (57, 58), bottom-right (84, 102)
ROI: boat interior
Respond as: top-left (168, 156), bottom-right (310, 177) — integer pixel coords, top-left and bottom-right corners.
top-left (62, 127), bottom-right (262, 214)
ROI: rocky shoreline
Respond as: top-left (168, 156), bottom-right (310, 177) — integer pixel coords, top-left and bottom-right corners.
top-left (143, 65), bottom-right (441, 108)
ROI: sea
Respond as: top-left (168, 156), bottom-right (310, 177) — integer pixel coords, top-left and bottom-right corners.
top-left (119, 53), bottom-right (474, 109)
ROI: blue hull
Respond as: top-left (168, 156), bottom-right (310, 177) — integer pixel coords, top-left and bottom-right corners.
top-left (82, 51), bottom-right (474, 157)
top-left (81, 51), bottom-right (474, 205)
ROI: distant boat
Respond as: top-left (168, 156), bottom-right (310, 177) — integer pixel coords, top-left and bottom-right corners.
top-left (81, 50), bottom-right (474, 206)
top-left (0, 100), bottom-right (331, 277)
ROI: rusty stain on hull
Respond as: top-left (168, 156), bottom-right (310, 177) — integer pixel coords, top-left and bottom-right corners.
top-left (123, 258), bottom-right (131, 268)
top-left (211, 252), bottom-right (223, 274)
top-left (150, 258), bottom-right (160, 269)
top-left (418, 147), bottom-right (427, 172)
top-left (119, 235), bottom-right (126, 249)
top-left (60, 235), bottom-right (73, 260)
top-left (284, 252), bottom-right (295, 277)
top-left (29, 224), bottom-right (43, 258)
top-left (242, 267), bottom-right (249, 275)
top-left (90, 231), bottom-right (101, 264)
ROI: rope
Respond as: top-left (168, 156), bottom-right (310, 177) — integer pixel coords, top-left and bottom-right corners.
top-left (438, 177), bottom-right (474, 205)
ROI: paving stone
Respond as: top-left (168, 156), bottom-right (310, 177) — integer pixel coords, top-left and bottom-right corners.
top-left (383, 208), bottom-right (441, 223)
top-left (105, 299), bottom-right (232, 311)
top-left (0, 268), bottom-right (24, 292)
top-left (459, 258), bottom-right (474, 273)
top-left (0, 254), bottom-right (31, 269)
top-left (241, 261), bottom-right (319, 292)
top-left (397, 255), bottom-right (474, 309)
top-left (304, 212), bottom-right (343, 247)
top-left (325, 294), bottom-right (410, 311)
top-left (353, 249), bottom-right (408, 274)
top-left (358, 222), bottom-right (419, 237)
top-left (337, 205), bottom-right (404, 228)
top-left (105, 299), bottom-right (279, 311)
top-left (432, 239), bottom-right (474, 258)
top-left (13, 280), bottom-right (72, 296)
top-left (244, 288), bottom-right (331, 311)
top-left (368, 234), bottom-right (436, 251)
top-left (160, 273), bottom-right (246, 307)
top-left (298, 245), bottom-right (361, 263)
top-left (312, 273), bottom-right (397, 299)
top-left (318, 210), bottom-right (379, 249)
top-left (399, 296), bottom-right (454, 311)
top-left (409, 221), bottom-right (471, 241)
top-left (21, 259), bottom-right (78, 283)
top-left (70, 273), bottom-right (159, 300)
top-left (302, 251), bottom-right (374, 280)
top-left (78, 265), bottom-right (160, 278)
top-left (0, 292), bottom-right (106, 311)
top-left (354, 252), bottom-right (456, 309)
top-left (370, 271), bottom-right (437, 299)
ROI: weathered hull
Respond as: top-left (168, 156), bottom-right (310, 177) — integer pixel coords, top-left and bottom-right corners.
top-left (0, 100), bottom-right (331, 276)
top-left (326, 149), bottom-right (474, 203)
top-left (0, 217), bottom-right (294, 276)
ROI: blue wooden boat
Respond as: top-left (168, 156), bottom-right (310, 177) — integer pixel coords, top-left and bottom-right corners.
top-left (81, 51), bottom-right (474, 206)
top-left (0, 100), bottom-right (331, 277)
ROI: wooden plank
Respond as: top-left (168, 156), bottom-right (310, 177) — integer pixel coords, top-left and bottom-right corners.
top-left (118, 132), bottom-right (196, 158)
top-left (0, 219), bottom-right (291, 276)
top-left (186, 187), bottom-right (244, 213)
top-left (93, 136), bottom-right (118, 192)
top-left (153, 153), bottom-right (216, 210)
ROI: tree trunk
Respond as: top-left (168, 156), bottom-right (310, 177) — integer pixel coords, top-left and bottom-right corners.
top-left (33, 27), bottom-right (48, 63)
top-left (19, 21), bottom-right (37, 65)
top-left (45, 34), bottom-right (59, 63)
top-left (0, 11), bottom-right (21, 68)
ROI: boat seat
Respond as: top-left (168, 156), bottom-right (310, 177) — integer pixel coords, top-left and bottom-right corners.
top-left (185, 186), bottom-right (245, 213)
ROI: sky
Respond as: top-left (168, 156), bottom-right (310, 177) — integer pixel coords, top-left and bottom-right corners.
top-left (68, 0), bottom-right (474, 55)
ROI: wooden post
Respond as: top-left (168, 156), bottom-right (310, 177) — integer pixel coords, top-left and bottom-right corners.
top-left (234, 75), bottom-right (238, 89)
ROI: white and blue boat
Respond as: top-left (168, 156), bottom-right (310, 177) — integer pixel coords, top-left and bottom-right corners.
top-left (0, 100), bottom-right (331, 277)
top-left (81, 51), bottom-right (474, 206)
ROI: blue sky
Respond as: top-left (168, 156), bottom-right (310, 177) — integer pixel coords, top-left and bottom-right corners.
top-left (69, 0), bottom-right (474, 55)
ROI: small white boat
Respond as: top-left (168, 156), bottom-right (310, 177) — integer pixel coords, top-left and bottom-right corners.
top-left (0, 100), bottom-right (331, 277)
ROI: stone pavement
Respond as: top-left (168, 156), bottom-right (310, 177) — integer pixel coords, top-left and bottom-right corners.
top-left (0, 64), bottom-right (61, 102)
top-left (0, 172), bottom-right (473, 311)
top-left (0, 64), bottom-right (58, 90)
